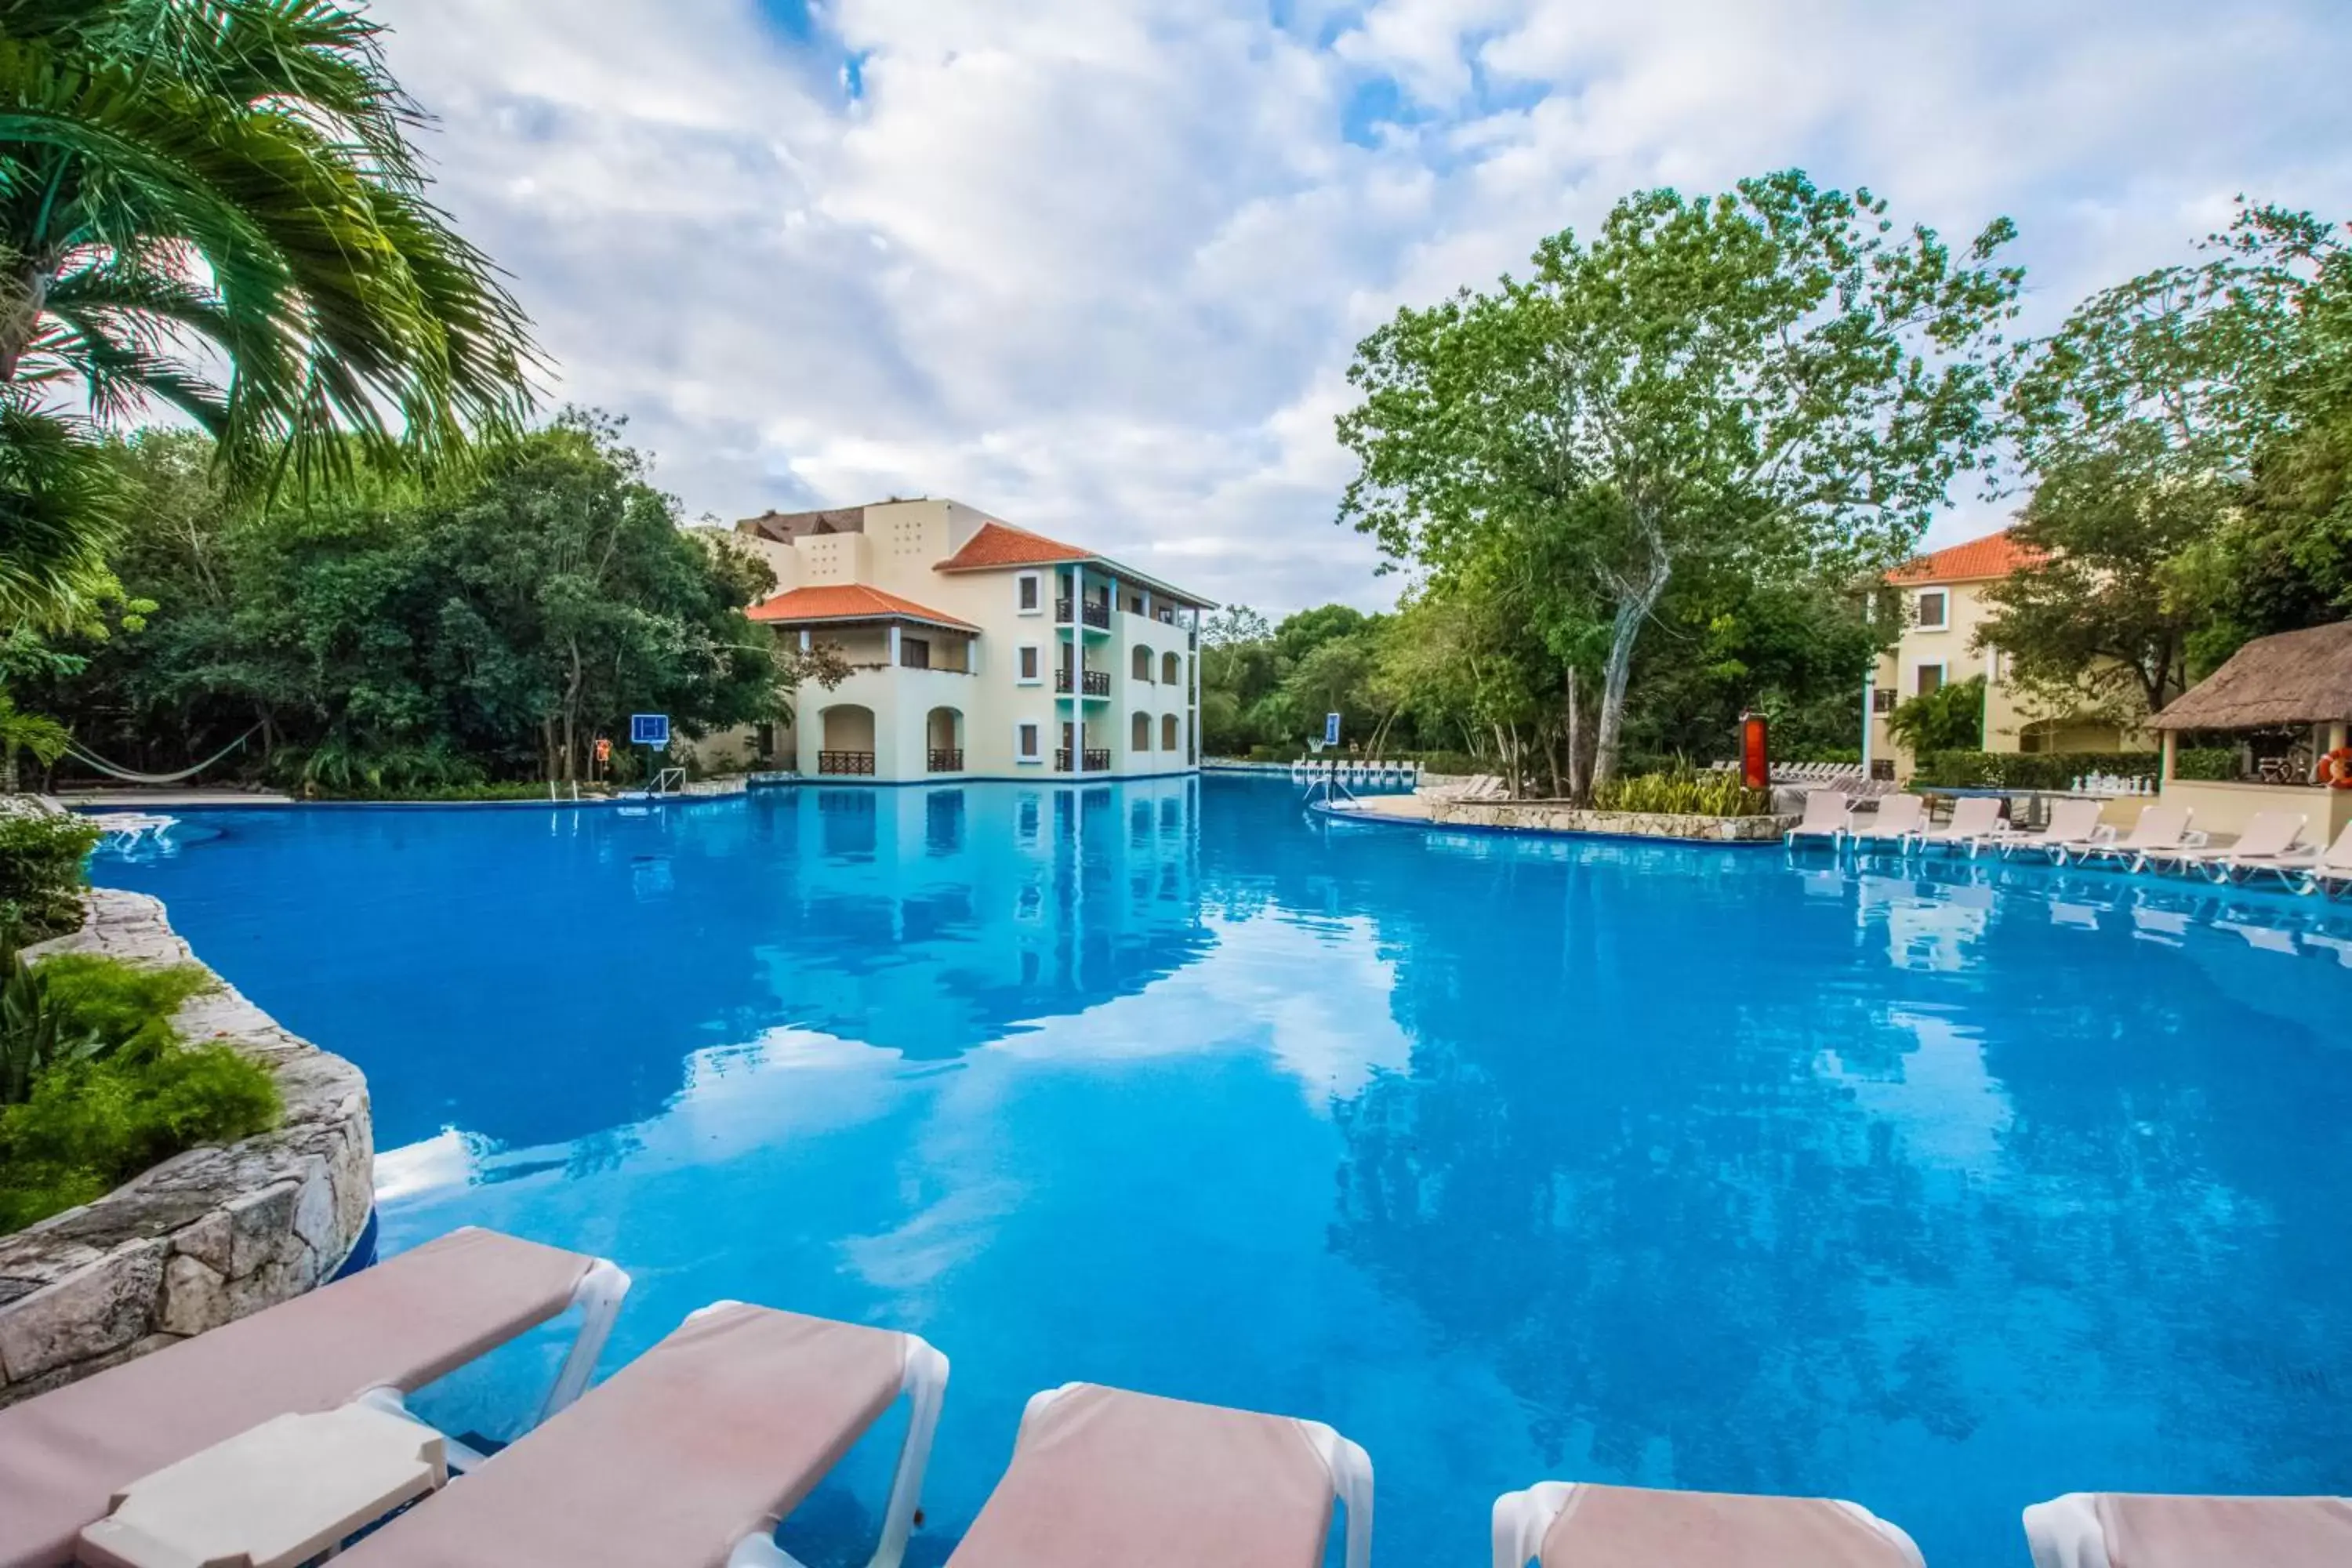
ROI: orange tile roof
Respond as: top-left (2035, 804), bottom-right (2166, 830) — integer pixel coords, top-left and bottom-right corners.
top-left (1886, 528), bottom-right (2044, 584)
top-left (935, 521), bottom-right (1090, 571)
top-left (746, 583), bottom-right (975, 630)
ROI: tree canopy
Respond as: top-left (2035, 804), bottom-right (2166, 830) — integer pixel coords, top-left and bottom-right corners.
top-left (1334, 169), bottom-right (2019, 793)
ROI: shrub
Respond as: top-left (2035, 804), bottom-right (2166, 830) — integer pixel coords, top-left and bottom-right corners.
top-left (1910, 750), bottom-right (2162, 790)
top-left (0, 949), bottom-right (276, 1235)
top-left (0, 1047), bottom-right (280, 1233)
top-left (302, 780), bottom-right (568, 802)
top-left (1592, 764), bottom-right (1772, 817)
top-left (1886, 677), bottom-right (1987, 753)
top-left (0, 809), bottom-right (101, 943)
top-left (2172, 746), bottom-right (2238, 782)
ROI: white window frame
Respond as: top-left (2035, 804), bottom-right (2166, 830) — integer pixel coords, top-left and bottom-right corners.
top-left (1914, 661), bottom-right (1947, 696)
top-left (1015, 644), bottom-right (1041, 685)
top-left (1015, 572), bottom-right (1043, 615)
top-left (1014, 720), bottom-right (1043, 764)
top-left (1914, 589), bottom-right (1949, 630)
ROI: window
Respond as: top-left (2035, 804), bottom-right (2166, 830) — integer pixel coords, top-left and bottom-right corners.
top-left (1017, 574), bottom-right (1040, 613)
top-left (1017, 645), bottom-right (1040, 683)
top-left (1162, 713), bottom-right (1179, 751)
top-left (1016, 722), bottom-right (1040, 762)
top-left (1131, 712), bottom-right (1152, 751)
top-left (900, 636), bottom-right (931, 670)
top-left (1162, 652), bottom-right (1180, 685)
top-left (1132, 645), bottom-right (1152, 681)
top-left (1915, 589), bottom-right (1948, 630)
top-left (1127, 593), bottom-right (1145, 615)
top-left (1915, 663), bottom-right (1944, 695)
top-left (1871, 688), bottom-right (1896, 714)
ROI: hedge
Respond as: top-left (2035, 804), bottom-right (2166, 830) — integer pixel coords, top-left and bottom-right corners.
top-left (2172, 747), bottom-right (2239, 782)
top-left (1911, 750), bottom-right (2161, 790)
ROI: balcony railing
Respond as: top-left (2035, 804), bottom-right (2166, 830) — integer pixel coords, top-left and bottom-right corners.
top-left (927, 749), bottom-right (964, 773)
top-left (1083, 748), bottom-right (1111, 771)
top-left (1057, 597), bottom-right (1109, 629)
top-left (1053, 669), bottom-right (1111, 695)
top-left (818, 750), bottom-right (876, 776)
top-left (1054, 748), bottom-right (1073, 771)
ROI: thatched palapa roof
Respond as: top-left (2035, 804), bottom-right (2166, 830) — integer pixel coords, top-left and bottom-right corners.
top-left (2152, 621), bottom-right (2352, 731)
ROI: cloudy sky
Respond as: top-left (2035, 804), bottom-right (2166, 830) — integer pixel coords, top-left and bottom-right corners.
top-left (370, 0), bottom-right (2352, 614)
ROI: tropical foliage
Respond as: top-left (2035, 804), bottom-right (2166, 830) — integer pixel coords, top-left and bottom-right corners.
top-left (1590, 764), bottom-right (1769, 818)
top-left (1886, 675), bottom-right (1987, 754)
top-left (1335, 169), bottom-right (2021, 795)
top-left (0, 938), bottom-right (277, 1233)
top-left (0, 804), bottom-right (96, 942)
top-left (20, 416), bottom-right (833, 789)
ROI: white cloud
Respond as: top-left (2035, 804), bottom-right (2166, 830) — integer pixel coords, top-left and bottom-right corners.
top-left (369, 0), bottom-right (2352, 608)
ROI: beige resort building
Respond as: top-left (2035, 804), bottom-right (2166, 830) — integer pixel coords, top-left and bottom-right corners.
top-left (717, 499), bottom-right (1210, 782)
top-left (1864, 528), bottom-right (2143, 779)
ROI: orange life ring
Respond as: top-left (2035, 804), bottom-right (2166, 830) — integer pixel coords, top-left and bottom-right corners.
top-left (2320, 747), bottom-right (2352, 789)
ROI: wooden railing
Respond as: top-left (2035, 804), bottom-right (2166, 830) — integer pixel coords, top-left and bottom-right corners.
top-left (1083, 748), bottom-right (1111, 771)
top-left (927, 749), bottom-right (964, 773)
top-left (818, 750), bottom-right (876, 775)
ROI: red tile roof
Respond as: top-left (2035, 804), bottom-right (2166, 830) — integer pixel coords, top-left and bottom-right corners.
top-left (1886, 528), bottom-right (2044, 584)
top-left (746, 583), bottom-right (975, 630)
top-left (935, 521), bottom-right (1090, 572)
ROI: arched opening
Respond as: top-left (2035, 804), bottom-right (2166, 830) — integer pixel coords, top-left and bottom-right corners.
top-left (926, 706), bottom-right (964, 773)
top-left (818, 705), bottom-right (875, 775)
top-left (1131, 711), bottom-right (1152, 752)
top-left (1161, 651), bottom-right (1181, 685)
top-left (1162, 713), bottom-right (1179, 752)
top-left (1131, 644), bottom-right (1153, 682)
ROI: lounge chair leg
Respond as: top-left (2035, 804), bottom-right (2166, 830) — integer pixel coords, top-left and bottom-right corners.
top-left (866, 1337), bottom-right (950, 1568)
top-left (537, 1258), bottom-right (631, 1425)
top-left (1298, 1420), bottom-right (1375, 1568)
top-left (1491, 1483), bottom-right (1578, 1568)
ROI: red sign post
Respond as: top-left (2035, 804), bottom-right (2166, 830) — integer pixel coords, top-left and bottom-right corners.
top-left (1739, 712), bottom-right (1769, 792)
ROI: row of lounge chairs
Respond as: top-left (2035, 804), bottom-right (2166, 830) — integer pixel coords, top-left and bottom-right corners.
top-left (1786, 792), bottom-right (2352, 893)
top-left (8, 1225), bottom-right (2343, 1566)
top-left (1422, 772), bottom-right (1508, 803)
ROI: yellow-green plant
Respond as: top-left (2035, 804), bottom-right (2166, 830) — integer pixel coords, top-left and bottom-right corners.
top-left (1592, 763), bottom-right (1770, 817)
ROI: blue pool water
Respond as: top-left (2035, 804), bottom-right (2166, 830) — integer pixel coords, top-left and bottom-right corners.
top-left (100, 778), bottom-right (2352, 1566)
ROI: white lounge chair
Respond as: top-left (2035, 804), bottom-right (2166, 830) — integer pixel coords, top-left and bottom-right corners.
top-left (1998, 797), bottom-right (2109, 859)
top-left (1910, 795), bottom-right (2006, 856)
top-left (1846, 793), bottom-right (1926, 851)
top-left (1784, 789), bottom-right (1851, 849)
top-left (339, 1300), bottom-right (947, 1568)
top-left (2299, 822), bottom-right (2352, 895)
top-left (2176, 810), bottom-right (2313, 884)
top-left (2063, 804), bottom-right (2194, 869)
top-left (1, 1229), bottom-right (628, 1568)
top-left (947, 1383), bottom-right (1372, 1568)
top-left (1495, 1482), bottom-right (1925, 1568)
top-left (2023, 1491), bottom-right (2352, 1568)
top-left (2136, 809), bottom-right (2301, 877)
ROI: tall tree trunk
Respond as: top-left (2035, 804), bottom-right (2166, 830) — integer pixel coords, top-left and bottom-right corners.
top-left (1565, 666), bottom-right (1584, 804)
top-left (1592, 556), bottom-right (1672, 791)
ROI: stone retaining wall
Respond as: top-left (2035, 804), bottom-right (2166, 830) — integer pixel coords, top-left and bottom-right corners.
top-left (0, 891), bottom-right (372, 1407)
top-left (1429, 799), bottom-right (1800, 842)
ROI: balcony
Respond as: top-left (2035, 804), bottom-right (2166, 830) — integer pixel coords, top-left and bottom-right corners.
top-left (818, 750), bottom-right (875, 776)
top-left (1054, 748), bottom-right (1073, 771)
top-left (1083, 748), bottom-right (1111, 771)
top-left (927, 749), bottom-right (964, 773)
top-left (1054, 668), bottom-right (1112, 697)
top-left (1056, 597), bottom-right (1110, 630)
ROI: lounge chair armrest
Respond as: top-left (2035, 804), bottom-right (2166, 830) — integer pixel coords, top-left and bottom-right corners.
top-left (1298, 1421), bottom-right (1374, 1568)
top-left (1493, 1483), bottom-right (1580, 1568)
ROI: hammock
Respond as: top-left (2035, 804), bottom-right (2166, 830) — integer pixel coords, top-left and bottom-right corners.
top-left (63, 724), bottom-right (263, 786)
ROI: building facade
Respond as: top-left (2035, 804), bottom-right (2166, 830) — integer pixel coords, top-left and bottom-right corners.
top-left (1865, 528), bottom-right (2143, 779)
top-left (720, 499), bottom-right (1209, 782)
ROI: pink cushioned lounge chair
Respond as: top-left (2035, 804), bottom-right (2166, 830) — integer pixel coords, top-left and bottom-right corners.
top-left (2023, 1491), bottom-right (2352, 1568)
top-left (0, 1227), bottom-right (626, 1568)
top-left (1493, 1482), bottom-right (1926, 1568)
top-left (339, 1300), bottom-right (948, 1568)
top-left (946, 1383), bottom-right (1373, 1568)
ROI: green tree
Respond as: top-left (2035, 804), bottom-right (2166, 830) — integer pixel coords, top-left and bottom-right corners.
top-left (1886, 674), bottom-right (1986, 753)
top-left (1988, 203), bottom-right (2339, 708)
top-left (1337, 169), bottom-right (2021, 789)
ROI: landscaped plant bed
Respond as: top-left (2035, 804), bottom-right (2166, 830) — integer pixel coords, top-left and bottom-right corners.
top-left (0, 892), bottom-right (372, 1407)
top-left (1428, 798), bottom-right (1799, 843)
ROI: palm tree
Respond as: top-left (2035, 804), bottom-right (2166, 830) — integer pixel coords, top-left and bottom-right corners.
top-left (0, 0), bottom-right (540, 622)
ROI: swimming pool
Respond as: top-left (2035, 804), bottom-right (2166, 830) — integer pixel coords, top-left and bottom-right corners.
top-left (100, 776), bottom-right (2352, 1566)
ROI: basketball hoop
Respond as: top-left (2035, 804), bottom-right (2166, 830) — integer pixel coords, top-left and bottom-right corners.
top-left (1306, 737), bottom-right (1328, 755)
